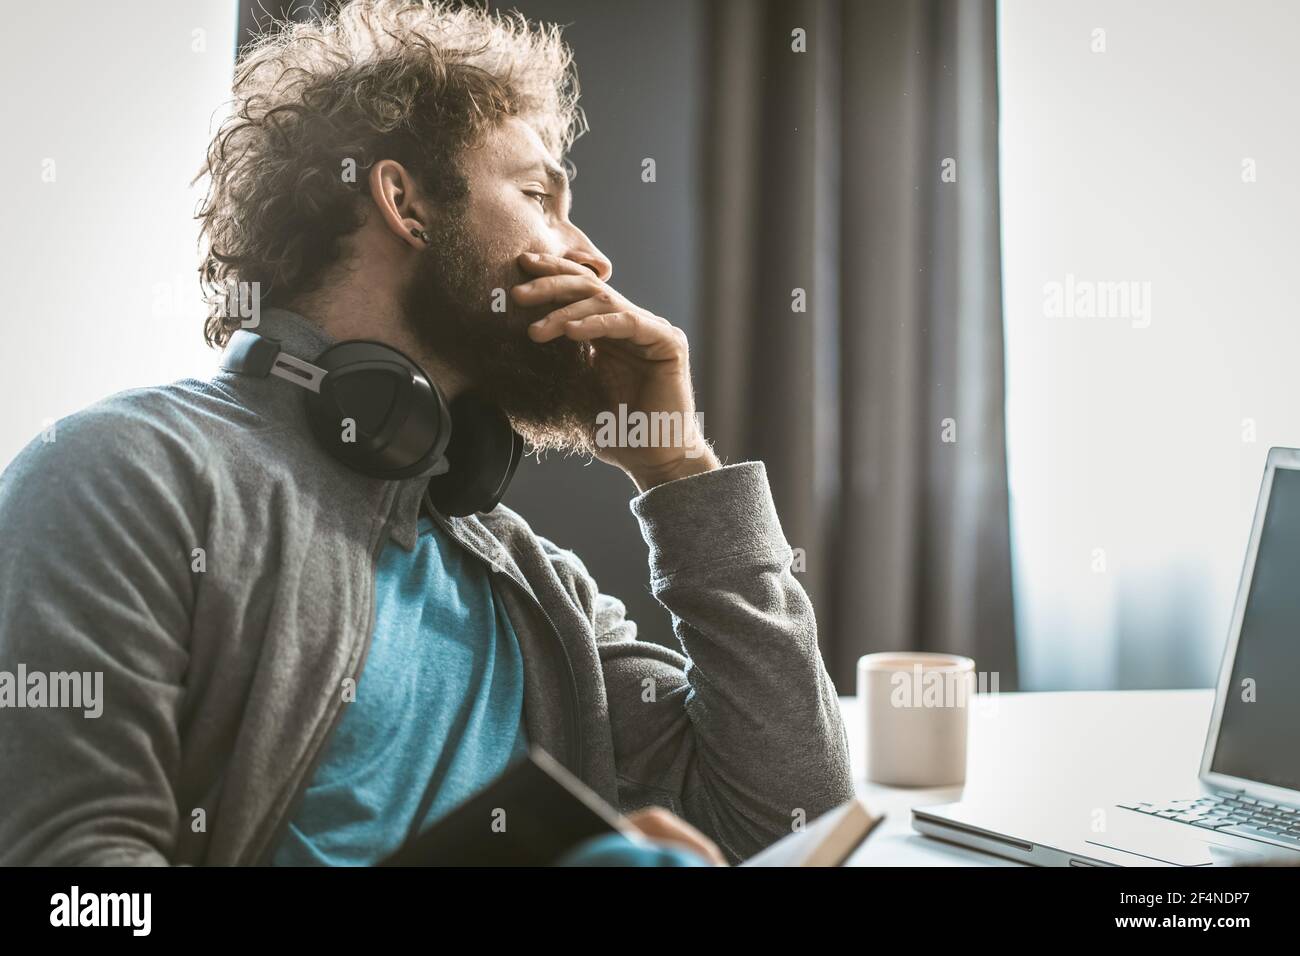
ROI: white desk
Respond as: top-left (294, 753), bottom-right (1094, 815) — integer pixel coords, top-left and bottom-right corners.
top-left (838, 689), bottom-right (1215, 865)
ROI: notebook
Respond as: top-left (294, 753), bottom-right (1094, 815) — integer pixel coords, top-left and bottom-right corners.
top-left (378, 745), bottom-right (882, 867)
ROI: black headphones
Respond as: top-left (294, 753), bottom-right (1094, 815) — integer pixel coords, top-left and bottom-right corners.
top-left (219, 329), bottom-right (524, 517)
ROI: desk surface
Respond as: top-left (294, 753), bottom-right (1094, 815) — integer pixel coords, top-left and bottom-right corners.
top-left (839, 689), bottom-right (1215, 865)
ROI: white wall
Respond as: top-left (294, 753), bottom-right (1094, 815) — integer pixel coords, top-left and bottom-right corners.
top-left (999, 0), bottom-right (1300, 689)
top-left (0, 1), bottom-right (237, 468)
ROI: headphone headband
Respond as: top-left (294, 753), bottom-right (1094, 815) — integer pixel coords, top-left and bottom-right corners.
top-left (220, 330), bottom-right (328, 392)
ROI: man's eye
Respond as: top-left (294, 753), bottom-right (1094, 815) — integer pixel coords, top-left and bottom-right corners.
top-left (525, 191), bottom-right (550, 209)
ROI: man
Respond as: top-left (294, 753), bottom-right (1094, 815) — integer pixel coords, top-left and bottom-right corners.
top-left (0, 0), bottom-right (852, 866)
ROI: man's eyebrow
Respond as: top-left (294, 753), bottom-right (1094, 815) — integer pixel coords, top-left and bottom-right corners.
top-left (520, 158), bottom-right (571, 195)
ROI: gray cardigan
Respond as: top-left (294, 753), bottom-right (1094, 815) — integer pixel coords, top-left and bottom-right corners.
top-left (0, 307), bottom-right (853, 865)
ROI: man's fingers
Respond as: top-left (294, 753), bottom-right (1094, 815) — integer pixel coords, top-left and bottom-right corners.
top-left (625, 807), bottom-right (727, 865)
top-left (529, 308), bottom-right (682, 362)
top-left (561, 312), bottom-right (655, 345)
top-left (511, 273), bottom-right (604, 308)
top-left (557, 312), bottom-right (682, 360)
top-left (526, 290), bottom-right (622, 339)
top-left (516, 251), bottom-right (595, 278)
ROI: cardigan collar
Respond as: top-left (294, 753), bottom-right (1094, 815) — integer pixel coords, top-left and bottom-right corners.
top-left (215, 306), bottom-right (445, 551)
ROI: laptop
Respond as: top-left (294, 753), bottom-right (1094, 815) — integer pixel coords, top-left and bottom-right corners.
top-left (913, 446), bottom-right (1300, 867)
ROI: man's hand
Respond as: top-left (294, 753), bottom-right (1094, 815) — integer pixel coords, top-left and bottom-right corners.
top-left (625, 806), bottom-right (729, 865)
top-left (514, 252), bottom-right (720, 492)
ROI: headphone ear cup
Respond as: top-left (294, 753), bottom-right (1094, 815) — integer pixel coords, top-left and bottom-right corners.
top-left (427, 393), bottom-right (523, 517)
top-left (304, 341), bottom-right (451, 480)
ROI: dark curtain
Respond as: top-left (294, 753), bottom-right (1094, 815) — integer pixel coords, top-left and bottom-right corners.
top-left (700, 0), bottom-right (1018, 691)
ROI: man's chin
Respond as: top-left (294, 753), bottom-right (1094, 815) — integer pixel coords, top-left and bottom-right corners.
top-left (491, 354), bottom-right (606, 457)
top-left (507, 414), bottom-right (598, 458)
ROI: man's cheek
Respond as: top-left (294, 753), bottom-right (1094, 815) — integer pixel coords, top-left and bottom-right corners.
top-left (500, 294), bottom-right (544, 329)
top-left (503, 268), bottom-right (548, 327)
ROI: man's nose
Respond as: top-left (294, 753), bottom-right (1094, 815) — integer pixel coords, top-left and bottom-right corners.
top-left (563, 233), bottom-right (613, 282)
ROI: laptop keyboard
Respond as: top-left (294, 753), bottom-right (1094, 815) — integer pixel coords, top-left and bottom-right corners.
top-left (1119, 794), bottom-right (1300, 848)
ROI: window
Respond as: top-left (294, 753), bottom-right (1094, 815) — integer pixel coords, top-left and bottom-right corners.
top-left (997, 0), bottom-right (1300, 689)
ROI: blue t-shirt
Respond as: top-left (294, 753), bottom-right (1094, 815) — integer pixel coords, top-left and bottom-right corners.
top-left (269, 512), bottom-right (709, 868)
top-left (271, 515), bottom-right (529, 865)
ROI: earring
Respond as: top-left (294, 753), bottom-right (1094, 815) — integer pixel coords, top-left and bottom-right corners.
top-left (409, 226), bottom-right (432, 245)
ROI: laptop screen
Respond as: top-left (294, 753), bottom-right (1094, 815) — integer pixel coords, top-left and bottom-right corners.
top-left (1210, 464), bottom-right (1300, 793)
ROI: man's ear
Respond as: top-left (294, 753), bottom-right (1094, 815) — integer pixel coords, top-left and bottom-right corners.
top-left (369, 159), bottom-right (430, 250)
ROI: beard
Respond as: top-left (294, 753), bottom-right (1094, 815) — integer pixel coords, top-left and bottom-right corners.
top-left (400, 211), bottom-right (607, 456)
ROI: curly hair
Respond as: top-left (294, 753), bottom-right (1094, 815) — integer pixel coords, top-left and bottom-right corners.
top-left (195, 0), bottom-right (586, 348)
